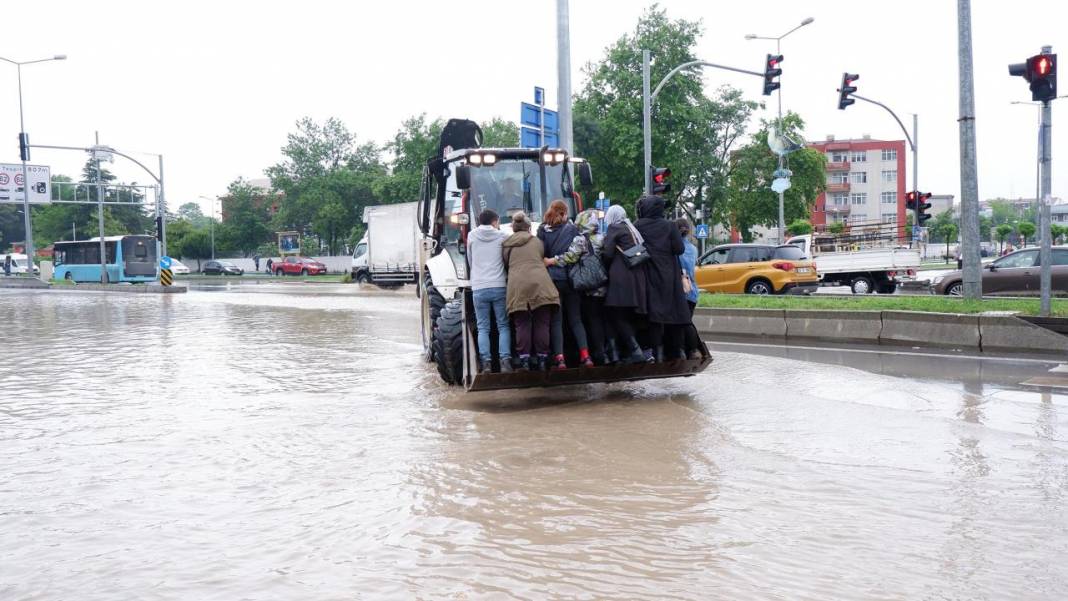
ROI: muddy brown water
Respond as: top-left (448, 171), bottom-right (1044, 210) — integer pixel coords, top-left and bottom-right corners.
top-left (1, 284), bottom-right (1066, 600)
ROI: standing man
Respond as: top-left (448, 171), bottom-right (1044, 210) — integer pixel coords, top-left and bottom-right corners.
top-left (266, 257), bottom-right (273, 274)
top-left (3, 254), bottom-right (11, 277)
top-left (253, 253), bottom-right (261, 273)
top-left (468, 209), bottom-right (513, 374)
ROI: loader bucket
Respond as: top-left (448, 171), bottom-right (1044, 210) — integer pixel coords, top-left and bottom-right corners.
top-left (459, 298), bottom-right (712, 392)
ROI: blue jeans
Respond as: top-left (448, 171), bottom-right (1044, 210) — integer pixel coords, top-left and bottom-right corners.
top-left (473, 287), bottom-right (511, 362)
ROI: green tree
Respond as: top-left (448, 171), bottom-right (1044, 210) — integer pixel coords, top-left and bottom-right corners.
top-left (828, 221), bottom-right (846, 235)
top-left (721, 113), bottom-right (826, 241)
top-left (173, 228), bottom-right (213, 270)
top-left (988, 199), bottom-right (1018, 226)
top-left (995, 223), bottom-right (1014, 251)
top-left (1017, 221), bottom-right (1036, 246)
top-left (218, 179), bottom-right (272, 256)
top-left (939, 222), bottom-right (959, 262)
top-left (928, 209), bottom-right (958, 243)
top-left (786, 219), bottom-right (813, 236)
top-left (1052, 223), bottom-right (1067, 244)
top-left (177, 202), bottom-right (210, 228)
top-left (573, 5), bottom-right (758, 216)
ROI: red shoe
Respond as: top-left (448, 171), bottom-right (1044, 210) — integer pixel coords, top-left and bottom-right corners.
top-left (552, 354), bottom-right (568, 370)
top-left (579, 348), bottom-right (594, 368)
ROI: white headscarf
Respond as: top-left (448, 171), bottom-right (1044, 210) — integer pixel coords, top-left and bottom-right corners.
top-left (604, 204), bottom-right (644, 244)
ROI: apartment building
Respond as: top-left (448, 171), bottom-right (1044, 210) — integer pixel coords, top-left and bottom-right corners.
top-left (807, 136), bottom-right (907, 230)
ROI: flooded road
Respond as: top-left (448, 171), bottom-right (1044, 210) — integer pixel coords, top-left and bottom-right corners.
top-left (2, 284), bottom-right (1066, 600)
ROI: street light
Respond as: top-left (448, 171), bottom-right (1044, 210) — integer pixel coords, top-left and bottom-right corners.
top-left (199, 195), bottom-right (218, 260)
top-left (0, 54), bottom-right (66, 267)
top-left (744, 17), bottom-right (814, 243)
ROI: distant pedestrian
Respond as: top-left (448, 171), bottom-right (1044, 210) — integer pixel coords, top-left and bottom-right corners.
top-left (253, 254), bottom-right (261, 272)
top-left (266, 258), bottom-right (274, 274)
top-left (3, 254), bottom-right (10, 277)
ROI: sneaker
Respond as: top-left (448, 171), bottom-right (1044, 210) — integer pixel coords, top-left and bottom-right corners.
top-left (499, 358), bottom-right (514, 374)
top-left (642, 348), bottom-right (655, 364)
top-left (552, 354), bottom-right (568, 370)
top-left (578, 349), bottom-right (594, 368)
top-left (516, 356), bottom-right (531, 372)
top-left (536, 354), bottom-right (550, 371)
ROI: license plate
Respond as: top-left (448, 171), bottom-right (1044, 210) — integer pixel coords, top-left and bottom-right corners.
top-left (796, 267), bottom-right (811, 273)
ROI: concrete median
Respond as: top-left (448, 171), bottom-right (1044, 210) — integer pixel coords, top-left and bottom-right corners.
top-left (784, 310), bottom-right (883, 343)
top-left (880, 311), bottom-right (981, 349)
top-left (694, 308), bottom-right (787, 338)
top-left (979, 314), bottom-right (1068, 354)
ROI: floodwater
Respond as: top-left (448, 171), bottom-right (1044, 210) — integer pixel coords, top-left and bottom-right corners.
top-left (1, 284), bottom-right (1067, 600)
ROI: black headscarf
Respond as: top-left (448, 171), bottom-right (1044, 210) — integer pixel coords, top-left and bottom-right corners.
top-left (636, 195), bottom-right (666, 220)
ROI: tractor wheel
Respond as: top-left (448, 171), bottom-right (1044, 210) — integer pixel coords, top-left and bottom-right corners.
top-left (424, 273), bottom-right (446, 351)
top-left (433, 298), bottom-right (464, 385)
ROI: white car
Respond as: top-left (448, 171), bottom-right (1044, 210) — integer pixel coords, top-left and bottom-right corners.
top-left (169, 259), bottom-right (191, 275)
top-left (4, 253), bottom-right (39, 275)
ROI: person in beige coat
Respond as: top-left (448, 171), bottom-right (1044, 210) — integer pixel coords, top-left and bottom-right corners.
top-left (502, 211), bottom-right (560, 371)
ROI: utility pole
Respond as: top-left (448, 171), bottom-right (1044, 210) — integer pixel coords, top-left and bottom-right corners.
top-left (642, 49), bottom-right (652, 195)
top-left (556, 0), bottom-right (573, 155)
top-left (957, 0), bottom-right (982, 300)
top-left (912, 113), bottom-right (919, 248)
top-left (95, 131), bottom-right (107, 284)
top-left (1039, 46), bottom-right (1053, 316)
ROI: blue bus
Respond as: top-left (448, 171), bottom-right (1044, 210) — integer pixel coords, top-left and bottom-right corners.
top-left (53, 235), bottom-right (158, 283)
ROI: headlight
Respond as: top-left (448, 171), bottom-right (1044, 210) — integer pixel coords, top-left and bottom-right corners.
top-left (932, 275), bottom-right (945, 285)
top-left (468, 154), bottom-right (483, 166)
top-left (482, 153), bottom-right (497, 165)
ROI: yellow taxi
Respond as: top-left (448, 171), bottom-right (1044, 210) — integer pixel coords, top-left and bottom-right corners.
top-left (696, 243), bottom-right (819, 295)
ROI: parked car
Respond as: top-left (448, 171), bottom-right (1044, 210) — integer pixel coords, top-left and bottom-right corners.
top-left (4, 253), bottom-right (39, 276)
top-left (169, 259), bottom-right (190, 275)
top-left (931, 246), bottom-right (1068, 296)
top-left (695, 243), bottom-right (819, 295)
top-left (202, 260), bottom-right (243, 276)
top-left (274, 256), bottom-right (328, 276)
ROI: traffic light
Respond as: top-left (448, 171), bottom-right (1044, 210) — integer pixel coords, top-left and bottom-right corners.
top-left (837, 72), bottom-right (859, 110)
top-left (1009, 53), bottom-right (1057, 102)
top-left (651, 167), bottom-right (671, 195)
top-left (906, 191), bottom-right (932, 225)
top-left (762, 54), bottom-right (783, 96)
top-left (156, 216), bottom-right (164, 242)
top-left (18, 133), bottom-right (29, 161)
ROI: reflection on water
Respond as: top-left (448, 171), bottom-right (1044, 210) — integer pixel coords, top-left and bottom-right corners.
top-left (1, 287), bottom-right (1067, 600)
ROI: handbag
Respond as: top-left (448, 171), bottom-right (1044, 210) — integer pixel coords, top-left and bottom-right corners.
top-left (682, 270), bottom-right (693, 295)
top-left (569, 234), bottom-right (609, 292)
top-left (617, 230), bottom-right (650, 268)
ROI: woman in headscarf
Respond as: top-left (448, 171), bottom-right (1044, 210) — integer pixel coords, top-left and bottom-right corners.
top-left (538, 199), bottom-right (593, 369)
top-left (601, 204), bottom-right (651, 364)
top-left (675, 217), bottom-right (705, 360)
top-left (634, 195), bottom-right (691, 361)
top-left (548, 208), bottom-right (614, 364)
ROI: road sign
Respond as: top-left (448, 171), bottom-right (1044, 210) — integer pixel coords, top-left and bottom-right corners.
top-left (534, 86), bottom-right (545, 106)
top-left (160, 256), bottom-right (173, 270)
top-left (160, 268), bottom-right (173, 286)
top-left (520, 102), bottom-right (558, 131)
top-left (520, 127), bottom-right (559, 148)
top-left (0, 163), bottom-right (50, 204)
top-left (695, 224), bottom-right (710, 239)
top-left (770, 177), bottom-right (792, 193)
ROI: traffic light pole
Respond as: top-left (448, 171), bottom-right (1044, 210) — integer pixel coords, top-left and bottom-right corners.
top-left (642, 51), bottom-right (763, 196)
top-left (849, 93), bottom-right (919, 242)
top-left (1039, 46), bottom-right (1054, 316)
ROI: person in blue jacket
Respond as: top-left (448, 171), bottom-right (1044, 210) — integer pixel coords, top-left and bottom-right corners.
top-left (675, 218), bottom-right (704, 360)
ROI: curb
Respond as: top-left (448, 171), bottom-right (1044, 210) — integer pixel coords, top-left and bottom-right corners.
top-left (694, 307), bottom-right (1068, 354)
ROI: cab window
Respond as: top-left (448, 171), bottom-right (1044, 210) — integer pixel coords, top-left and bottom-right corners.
top-left (353, 243), bottom-right (367, 259)
top-left (1053, 249), bottom-right (1068, 266)
top-left (701, 248), bottom-right (730, 265)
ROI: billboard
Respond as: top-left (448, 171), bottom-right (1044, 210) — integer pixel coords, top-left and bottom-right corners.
top-left (278, 231), bottom-right (300, 255)
top-left (0, 164), bottom-right (51, 204)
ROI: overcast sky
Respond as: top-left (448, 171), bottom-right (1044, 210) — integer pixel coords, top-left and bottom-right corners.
top-left (2, 0), bottom-right (1065, 216)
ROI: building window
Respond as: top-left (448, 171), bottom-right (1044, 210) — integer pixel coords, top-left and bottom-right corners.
top-left (830, 213), bottom-right (846, 224)
top-left (851, 151), bottom-right (867, 162)
top-left (882, 148), bottom-right (897, 161)
top-left (881, 213), bottom-right (897, 224)
top-left (881, 191), bottom-right (897, 204)
top-left (849, 214), bottom-right (867, 224)
top-left (850, 171), bottom-right (868, 184)
top-left (850, 193), bottom-right (867, 205)
top-left (881, 169), bottom-right (897, 183)
top-left (830, 151), bottom-right (849, 162)
top-left (829, 173), bottom-right (848, 184)
top-left (832, 193), bottom-right (849, 206)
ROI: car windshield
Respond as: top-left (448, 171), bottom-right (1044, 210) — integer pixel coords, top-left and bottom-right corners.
top-left (452, 159), bottom-right (574, 223)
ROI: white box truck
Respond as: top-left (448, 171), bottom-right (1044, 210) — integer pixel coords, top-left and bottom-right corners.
top-left (785, 233), bottom-right (921, 294)
top-left (352, 202), bottom-right (419, 286)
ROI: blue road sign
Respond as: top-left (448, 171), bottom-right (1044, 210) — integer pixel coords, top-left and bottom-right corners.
top-left (534, 86), bottom-right (545, 106)
top-left (159, 256), bottom-right (172, 270)
top-left (695, 224), bottom-right (710, 239)
top-left (595, 198), bottom-right (610, 211)
top-left (520, 103), bottom-right (559, 131)
top-left (521, 127), bottom-right (559, 148)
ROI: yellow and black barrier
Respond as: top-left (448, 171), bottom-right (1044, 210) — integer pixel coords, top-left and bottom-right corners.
top-left (160, 268), bottom-right (173, 286)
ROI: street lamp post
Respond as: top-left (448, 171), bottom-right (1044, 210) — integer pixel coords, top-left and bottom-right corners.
top-left (0, 54), bottom-right (66, 268)
top-left (745, 17), bottom-right (814, 243)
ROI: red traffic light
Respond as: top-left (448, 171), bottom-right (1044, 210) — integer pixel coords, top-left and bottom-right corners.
top-left (1034, 55), bottom-right (1053, 76)
top-left (653, 168), bottom-right (671, 184)
top-left (905, 191), bottom-right (917, 202)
